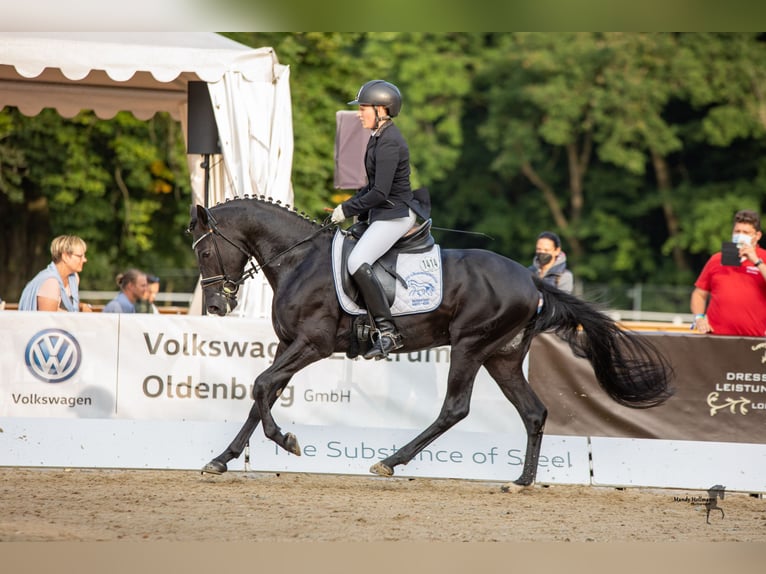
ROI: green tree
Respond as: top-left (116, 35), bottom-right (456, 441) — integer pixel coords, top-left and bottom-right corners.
top-left (5, 33), bottom-right (766, 312)
top-left (0, 108), bottom-right (195, 300)
top-left (469, 33), bottom-right (766, 287)
top-left (228, 33), bottom-right (481, 216)
top-left (665, 33), bottom-right (766, 266)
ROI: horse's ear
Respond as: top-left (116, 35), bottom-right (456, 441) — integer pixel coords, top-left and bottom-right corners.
top-left (193, 204), bottom-right (210, 227)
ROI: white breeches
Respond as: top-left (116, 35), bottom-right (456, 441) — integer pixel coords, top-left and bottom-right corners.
top-left (347, 210), bottom-right (416, 275)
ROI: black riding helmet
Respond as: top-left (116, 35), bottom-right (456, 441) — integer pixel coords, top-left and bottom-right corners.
top-left (348, 80), bottom-right (402, 117)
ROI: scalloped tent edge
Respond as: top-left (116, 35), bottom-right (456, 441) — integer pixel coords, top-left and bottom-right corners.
top-left (0, 31), bottom-right (294, 317)
top-left (0, 32), bottom-right (283, 120)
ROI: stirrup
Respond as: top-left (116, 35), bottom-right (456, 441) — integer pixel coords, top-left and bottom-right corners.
top-left (363, 330), bottom-right (403, 360)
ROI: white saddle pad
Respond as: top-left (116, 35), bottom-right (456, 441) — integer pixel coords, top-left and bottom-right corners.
top-left (331, 230), bottom-right (443, 316)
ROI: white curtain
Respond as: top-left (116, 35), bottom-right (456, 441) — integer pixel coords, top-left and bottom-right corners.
top-left (188, 55), bottom-right (294, 318)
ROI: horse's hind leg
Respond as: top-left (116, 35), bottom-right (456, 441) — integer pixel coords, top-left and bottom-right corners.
top-left (483, 347), bottom-right (547, 491)
top-left (371, 353), bottom-right (482, 476)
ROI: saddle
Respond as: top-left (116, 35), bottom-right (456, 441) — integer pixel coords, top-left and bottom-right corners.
top-left (339, 219), bottom-right (435, 307)
top-left (333, 219), bottom-right (438, 359)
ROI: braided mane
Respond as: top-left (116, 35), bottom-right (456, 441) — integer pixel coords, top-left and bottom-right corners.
top-left (214, 195), bottom-right (332, 235)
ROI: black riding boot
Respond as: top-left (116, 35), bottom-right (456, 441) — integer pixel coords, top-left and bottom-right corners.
top-left (352, 263), bottom-right (403, 359)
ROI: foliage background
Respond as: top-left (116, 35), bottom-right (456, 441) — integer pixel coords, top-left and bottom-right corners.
top-left (2, 33), bottom-right (765, 310)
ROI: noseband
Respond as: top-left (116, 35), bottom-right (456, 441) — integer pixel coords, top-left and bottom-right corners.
top-left (191, 211), bottom-right (258, 296)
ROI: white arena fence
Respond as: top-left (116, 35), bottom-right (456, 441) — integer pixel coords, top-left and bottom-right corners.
top-left (0, 312), bottom-right (763, 493)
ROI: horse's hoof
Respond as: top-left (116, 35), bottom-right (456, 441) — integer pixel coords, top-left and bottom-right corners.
top-left (284, 432), bottom-right (301, 456)
top-left (201, 460), bottom-right (228, 475)
top-left (500, 481), bottom-right (533, 493)
top-left (370, 462), bottom-right (394, 476)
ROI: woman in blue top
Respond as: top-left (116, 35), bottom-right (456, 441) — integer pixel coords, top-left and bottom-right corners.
top-left (19, 235), bottom-right (93, 312)
top-left (331, 80), bottom-right (417, 360)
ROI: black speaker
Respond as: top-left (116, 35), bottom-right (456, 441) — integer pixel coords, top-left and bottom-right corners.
top-left (187, 81), bottom-right (221, 154)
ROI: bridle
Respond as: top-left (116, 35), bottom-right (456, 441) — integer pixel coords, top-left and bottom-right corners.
top-left (190, 206), bottom-right (333, 297)
top-left (191, 216), bottom-right (257, 297)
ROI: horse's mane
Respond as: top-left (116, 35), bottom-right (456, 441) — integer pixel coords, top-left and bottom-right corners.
top-left (212, 195), bottom-right (334, 237)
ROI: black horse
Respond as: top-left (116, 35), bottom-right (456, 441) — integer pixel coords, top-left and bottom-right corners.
top-left (188, 197), bottom-right (674, 490)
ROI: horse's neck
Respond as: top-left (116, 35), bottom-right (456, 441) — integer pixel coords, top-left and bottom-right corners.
top-left (237, 202), bottom-right (329, 283)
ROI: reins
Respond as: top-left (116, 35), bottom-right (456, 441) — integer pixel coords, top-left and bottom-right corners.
top-left (252, 216), bottom-right (334, 275)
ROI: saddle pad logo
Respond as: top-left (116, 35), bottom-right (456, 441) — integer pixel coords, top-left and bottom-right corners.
top-left (25, 328), bottom-right (82, 383)
top-left (405, 271), bottom-right (440, 308)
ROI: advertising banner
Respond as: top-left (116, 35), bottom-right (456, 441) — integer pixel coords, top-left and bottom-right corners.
top-left (0, 313), bottom-right (119, 418)
top-left (3, 314), bottom-right (765, 491)
top-left (115, 314), bottom-right (278, 422)
top-left (0, 418), bottom-right (590, 484)
top-left (527, 332), bottom-right (766, 492)
top-left (528, 332), bottom-right (766, 443)
top-left (0, 313), bottom-right (591, 484)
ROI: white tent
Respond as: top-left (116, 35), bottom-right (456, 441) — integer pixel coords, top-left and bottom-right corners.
top-left (0, 31), bottom-right (293, 317)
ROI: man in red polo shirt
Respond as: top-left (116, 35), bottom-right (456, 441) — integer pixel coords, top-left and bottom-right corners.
top-left (691, 209), bottom-right (766, 337)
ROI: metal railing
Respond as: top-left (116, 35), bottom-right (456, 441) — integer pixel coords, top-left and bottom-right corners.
top-left (2, 282), bottom-right (698, 325)
top-left (78, 291), bottom-right (193, 306)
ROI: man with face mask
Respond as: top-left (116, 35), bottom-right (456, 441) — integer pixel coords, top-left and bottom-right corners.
top-left (528, 231), bottom-right (574, 294)
top-left (691, 209), bottom-right (766, 336)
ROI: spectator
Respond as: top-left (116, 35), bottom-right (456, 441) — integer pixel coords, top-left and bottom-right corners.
top-left (691, 209), bottom-right (766, 336)
top-left (18, 235), bottom-right (93, 312)
top-left (528, 231), bottom-right (574, 294)
top-left (103, 269), bottom-right (148, 313)
top-left (136, 274), bottom-right (160, 314)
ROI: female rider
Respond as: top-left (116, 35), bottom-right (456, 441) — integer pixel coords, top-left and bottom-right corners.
top-left (331, 80), bottom-right (417, 359)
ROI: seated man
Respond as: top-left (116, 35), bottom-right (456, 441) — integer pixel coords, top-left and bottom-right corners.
top-left (103, 269), bottom-right (148, 313)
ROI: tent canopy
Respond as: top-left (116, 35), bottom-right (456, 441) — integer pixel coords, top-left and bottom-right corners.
top-left (0, 32), bottom-right (294, 317)
top-left (0, 32), bottom-right (280, 120)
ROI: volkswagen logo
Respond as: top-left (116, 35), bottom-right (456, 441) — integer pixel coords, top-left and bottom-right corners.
top-left (25, 328), bottom-right (82, 383)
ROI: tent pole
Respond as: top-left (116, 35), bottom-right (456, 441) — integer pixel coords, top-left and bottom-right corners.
top-left (200, 153), bottom-right (211, 316)
top-left (202, 153), bottom-right (211, 208)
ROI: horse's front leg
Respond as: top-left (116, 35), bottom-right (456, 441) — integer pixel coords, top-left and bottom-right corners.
top-left (202, 400), bottom-right (265, 475)
top-left (253, 339), bottom-right (326, 455)
top-left (202, 342), bottom-right (292, 475)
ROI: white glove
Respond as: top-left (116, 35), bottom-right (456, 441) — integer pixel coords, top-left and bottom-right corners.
top-left (331, 204), bottom-right (346, 224)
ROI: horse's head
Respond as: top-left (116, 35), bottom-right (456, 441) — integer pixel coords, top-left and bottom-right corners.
top-left (188, 204), bottom-right (251, 316)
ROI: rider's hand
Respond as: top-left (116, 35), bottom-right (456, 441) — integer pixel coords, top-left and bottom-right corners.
top-left (331, 205), bottom-right (346, 224)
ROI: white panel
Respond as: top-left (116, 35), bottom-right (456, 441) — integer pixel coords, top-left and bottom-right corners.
top-left (591, 437), bottom-right (766, 493)
top-left (0, 417), bottom-right (590, 484)
top-left (0, 418), bottom-right (241, 470)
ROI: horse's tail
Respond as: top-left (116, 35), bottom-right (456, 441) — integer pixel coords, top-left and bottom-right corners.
top-left (527, 277), bottom-right (675, 408)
